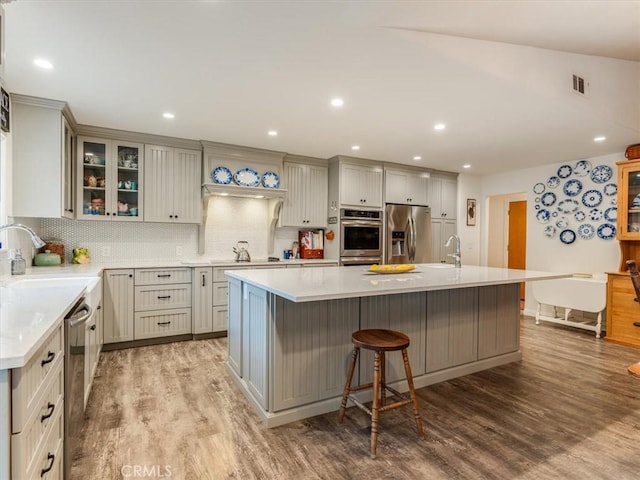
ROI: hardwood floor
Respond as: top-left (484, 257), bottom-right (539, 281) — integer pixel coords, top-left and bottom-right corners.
top-left (72, 318), bottom-right (640, 480)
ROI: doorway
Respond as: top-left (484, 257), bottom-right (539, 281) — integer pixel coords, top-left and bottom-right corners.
top-left (508, 200), bottom-right (527, 303)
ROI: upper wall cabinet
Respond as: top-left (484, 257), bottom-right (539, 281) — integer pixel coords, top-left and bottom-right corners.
top-left (11, 95), bottom-right (77, 219)
top-left (280, 156), bottom-right (328, 227)
top-left (385, 168), bottom-right (429, 206)
top-left (429, 173), bottom-right (458, 219)
top-left (339, 161), bottom-right (383, 208)
top-left (144, 145), bottom-right (202, 223)
top-left (77, 137), bottom-right (144, 221)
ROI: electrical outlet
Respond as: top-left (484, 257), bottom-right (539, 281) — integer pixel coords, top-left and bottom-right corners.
top-left (176, 246), bottom-right (183, 256)
top-left (102, 246), bottom-right (111, 257)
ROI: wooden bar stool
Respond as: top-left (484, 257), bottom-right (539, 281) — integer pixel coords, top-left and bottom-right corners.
top-left (338, 329), bottom-right (424, 457)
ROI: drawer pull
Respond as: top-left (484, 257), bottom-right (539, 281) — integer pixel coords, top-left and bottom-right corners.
top-left (634, 322), bottom-right (640, 327)
top-left (157, 295), bottom-right (171, 300)
top-left (157, 274), bottom-right (172, 278)
top-left (157, 321), bottom-right (171, 326)
top-left (41, 402), bottom-right (55, 422)
top-left (41, 351), bottom-right (55, 367)
top-left (40, 453), bottom-right (55, 477)
top-left (90, 324), bottom-right (97, 331)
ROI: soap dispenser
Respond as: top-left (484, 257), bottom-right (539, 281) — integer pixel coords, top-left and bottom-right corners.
top-left (11, 249), bottom-right (26, 275)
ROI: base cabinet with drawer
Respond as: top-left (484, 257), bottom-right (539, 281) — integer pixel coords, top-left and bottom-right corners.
top-left (606, 272), bottom-right (640, 347)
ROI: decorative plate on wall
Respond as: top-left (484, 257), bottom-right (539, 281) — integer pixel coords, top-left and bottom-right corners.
top-left (557, 164), bottom-right (573, 178)
top-left (577, 224), bottom-right (595, 240)
top-left (541, 192), bottom-right (557, 207)
top-left (581, 190), bottom-right (603, 208)
top-left (597, 223), bottom-right (616, 240)
top-left (557, 199), bottom-right (580, 214)
top-left (563, 179), bottom-right (582, 197)
top-left (604, 207), bottom-right (617, 222)
top-left (574, 160), bottom-right (591, 177)
top-left (533, 183), bottom-right (545, 194)
top-left (603, 183), bottom-right (617, 196)
top-left (574, 210), bottom-right (586, 221)
top-left (547, 176), bottom-right (560, 189)
top-left (559, 229), bottom-right (577, 245)
top-left (590, 165), bottom-right (613, 184)
top-left (544, 225), bottom-right (556, 238)
top-left (536, 209), bottom-right (551, 223)
top-left (556, 216), bottom-right (569, 228)
top-left (588, 208), bottom-right (602, 221)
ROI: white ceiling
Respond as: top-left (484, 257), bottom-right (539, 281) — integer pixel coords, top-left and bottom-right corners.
top-left (3, 0), bottom-right (640, 175)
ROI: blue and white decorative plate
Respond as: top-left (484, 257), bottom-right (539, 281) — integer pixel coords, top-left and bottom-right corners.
top-left (574, 160), bottom-right (591, 177)
top-left (633, 193), bottom-right (640, 208)
top-left (533, 183), bottom-right (545, 194)
top-left (541, 192), bottom-right (557, 207)
top-left (577, 224), bottom-right (595, 240)
top-left (588, 208), bottom-right (602, 221)
top-left (603, 183), bottom-right (617, 196)
top-left (262, 171), bottom-right (280, 189)
top-left (544, 225), bottom-right (556, 238)
top-left (557, 199), bottom-right (580, 214)
top-left (559, 229), bottom-right (576, 245)
top-left (581, 189), bottom-right (603, 208)
top-left (590, 165), bottom-right (613, 184)
top-left (547, 176), bottom-right (560, 189)
top-left (552, 211), bottom-right (558, 217)
top-left (536, 209), bottom-right (551, 223)
top-left (234, 167), bottom-right (261, 187)
top-left (597, 223), bottom-right (616, 240)
top-left (557, 164), bottom-right (573, 178)
top-left (535, 197), bottom-right (541, 203)
top-left (574, 210), bottom-right (586, 222)
top-left (563, 179), bottom-right (582, 197)
top-left (210, 166), bottom-right (233, 184)
top-left (556, 216), bottom-right (569, 228)
top-left (604, 207), bottom-right (617, 222)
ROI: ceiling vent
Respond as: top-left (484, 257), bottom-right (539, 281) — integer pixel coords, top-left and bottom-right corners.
top-left (572, 74), bottom-right (589, 96)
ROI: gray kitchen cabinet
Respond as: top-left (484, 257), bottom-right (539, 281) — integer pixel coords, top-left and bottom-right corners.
top-left (280, 159), bottom-right (328, 227)
top-left (425, 287), bottom-right (478, 372)
top-left (477, 284), bottom-right (520, 359)
top-left (84, 278), bottom-right (102, 408)
top-left (385, 168), bottom-right (429, 206)
top-left (144, 145), bottom-right (202, 223)
top-left (340, 162), bottom-right (383, 208)
top-left (429, 173), bottom-right (457, 218)
top-left (11, 94), bottom-right (76, 219)
top-left (432, 218), bottom-right (457, 264)
top-left (227, 277), bottom-right (243, 376)
top-left (192, 267), bottom-right (214, 334)
top-left (103, 269), bottom-right (135, 343)
top-left (76, 136), bottom-right (144, 221)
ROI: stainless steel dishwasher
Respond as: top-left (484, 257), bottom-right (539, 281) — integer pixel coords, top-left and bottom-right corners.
top-left (64, 297), bottom-right (92, 480)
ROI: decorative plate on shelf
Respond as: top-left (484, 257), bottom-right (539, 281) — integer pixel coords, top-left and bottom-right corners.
top-left (547, 176), bottom-right (560, 189)
top-left (581, 189), bottom-right (603, 208)
top-left (590, 165), bottom-right (613, 184)
top-left (557, 199), bottom-right (580, 214)
top-left (574, 210), bottom-right (586, 222)
top-left (262, 171), bottom-right (280, 189)
top-left (588, 208), bottom-right (602, 221)
top-left (541, 192), bottom-right (557, 207)
top-left (557, 164), bottom-right (573, 178)
top-left (603, 183), bottom-right (617, 196)
top-left (577, 224), bottom-right (595, 240)
top-left (210, 166), bottom-right (233, 184)
top-left (604, 207), bottom-right (617, 222)
top-left (597, 223), bottom-right (616, 240)
top-left (369, 264), bottom-right (416, 274)
top-left (544, 225), bottom-right (556, 238)
top-left (559, 229), bottom-right (576, 245)
top-left (563, 179), bottom-right (582, 197)
top-left (574, 160), bottom-right (591, 177)
top-left (234, 167), bottom-right (261, 187)
top-left (533, 183), bottom-right (545, 194)
top-left (536, 209), bottom-right (551, 223)
top-left (555, 216), bottom-right (569, 229)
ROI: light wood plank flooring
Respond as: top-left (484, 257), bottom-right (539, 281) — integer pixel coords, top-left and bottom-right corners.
top-left (72, 318), bottom-right (640, 479)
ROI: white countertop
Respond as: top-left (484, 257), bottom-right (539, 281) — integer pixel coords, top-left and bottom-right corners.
top-left (224, 264), bottom-right (572, 303)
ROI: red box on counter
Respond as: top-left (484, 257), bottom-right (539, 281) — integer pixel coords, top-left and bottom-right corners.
top-left (298, 230), bottom-right (324, 259)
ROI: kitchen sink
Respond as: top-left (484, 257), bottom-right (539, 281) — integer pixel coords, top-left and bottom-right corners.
top-left (7, 276), bottom-right (99, 289)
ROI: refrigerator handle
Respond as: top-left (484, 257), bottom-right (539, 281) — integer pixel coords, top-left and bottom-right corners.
top-left (409, 216), bottom-right (416, 262)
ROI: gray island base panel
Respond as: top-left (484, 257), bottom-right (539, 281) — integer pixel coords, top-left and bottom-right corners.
top-left (225, 265), bottom-right (570, 428)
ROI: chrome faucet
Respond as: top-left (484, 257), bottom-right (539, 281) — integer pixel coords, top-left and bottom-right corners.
top-left (0, 223), bottom-right (46, 248)
top-left (445, 234), bottom-right (461, 268)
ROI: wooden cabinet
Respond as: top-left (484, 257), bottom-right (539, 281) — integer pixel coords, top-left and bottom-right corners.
top-left (617, 159), bottom-right (640, 241)
top-left (144, 145), bottom-right (202, 223)
top-left (385, 168), bottom-right (429, 205)
top-left (432, 218), bottom-right (457, 263)
top-left (103, 269), bottom-right (135, 343)
top-left (280, 160), bottom-right (328, 227)
top-left (11, 94), bottom-right (76, 219)
top-left (429, 174), bottom-right (457, 218)
top-left (76, 137), bottom-right (144, 221)
top-left (340, 162), bottom-right (383, 208)
top-left (606, 272), bottom-right (640, 348)
top-left (9, 324), bottom-right (65, 480)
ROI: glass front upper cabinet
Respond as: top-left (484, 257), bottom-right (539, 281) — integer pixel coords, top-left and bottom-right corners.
top-left (617, 159), bottom-right (640, 240)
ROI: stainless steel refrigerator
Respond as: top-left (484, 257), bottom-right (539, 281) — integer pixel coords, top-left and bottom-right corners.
top-left (385, 204), bottom-right (432, 264)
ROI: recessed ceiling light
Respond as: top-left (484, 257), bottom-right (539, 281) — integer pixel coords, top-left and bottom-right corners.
top-left (162, 112), bottom-right (175, 119)
top-left (463, 164), bottom-right (471, 169)
top-left (434, 123), bottom-right (446, 131)
top-left (268, 130), bottom-right (278, 137)
top-left (219, 193), bottom-right (229, 196)
top-left (331, 98), bottom-right (344, 107)
top-left (413, 155), bottom-right (422, 161)
top-left (255, 195), bottom-right (265, 199)
top-left (593, 136), bottom-right (606, 142)
top-left (33, 58), bottom-right (53, 69)
top-left (351, 145), bottom-right (360, 151)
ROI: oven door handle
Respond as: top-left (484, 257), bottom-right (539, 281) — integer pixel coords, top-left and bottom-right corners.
top-left (68, 303), bottom-right (92, 328)
top-left (341, 220), bottom-right (382, 227)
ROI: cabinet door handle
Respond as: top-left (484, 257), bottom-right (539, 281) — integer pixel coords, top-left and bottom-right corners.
top-left (41, 351), bottom-right (55, 367)
top-left (633, 322), bottom-right (640, 327)
top-left (90, 324), bottom-right (97, 331)
top-left (157, 295), bottom-right (171, 300)
top-left (169, 215), bottom-right (173, 219)
top-left (40, 453), bottom-right (55, 477)
top-left (202, 274), bottom-right (206, 287)
top-left (157, 274), bottom-right (171, 278)
top-left (157, 321), bottom-right (171, 326)
top-left (41, 402), bottom-right (55, 422)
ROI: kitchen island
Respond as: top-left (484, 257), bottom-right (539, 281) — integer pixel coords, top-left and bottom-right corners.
top-left (225, 264), bottom-right (569, 427)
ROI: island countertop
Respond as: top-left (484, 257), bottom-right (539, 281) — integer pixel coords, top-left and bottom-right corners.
top-left (224, 264), bottom-right (570, 302)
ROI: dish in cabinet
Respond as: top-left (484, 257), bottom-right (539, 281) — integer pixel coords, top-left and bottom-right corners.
top-left (234, 167), bottom-right (261, 187)
top-left (211, 166), bottom-right (233, 185)
top-left (596, 223), bottom-right (616, 240)
top-left (563, 179), bottom-right (582, 197)
top-left (590, 165), bottom-right (612, 184)
top-left (559, 229), bottom-right (576, 245)
top-left (262, 171), bottom-right (280, 189)
top-left (581, 190), bottom-right (603, 208)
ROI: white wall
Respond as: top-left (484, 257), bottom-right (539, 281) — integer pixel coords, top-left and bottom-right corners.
top-left (455, 173), bottom-right (482, 265)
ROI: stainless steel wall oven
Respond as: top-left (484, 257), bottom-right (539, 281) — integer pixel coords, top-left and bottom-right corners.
top-left (340, 209), bottom-right (383, 265)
